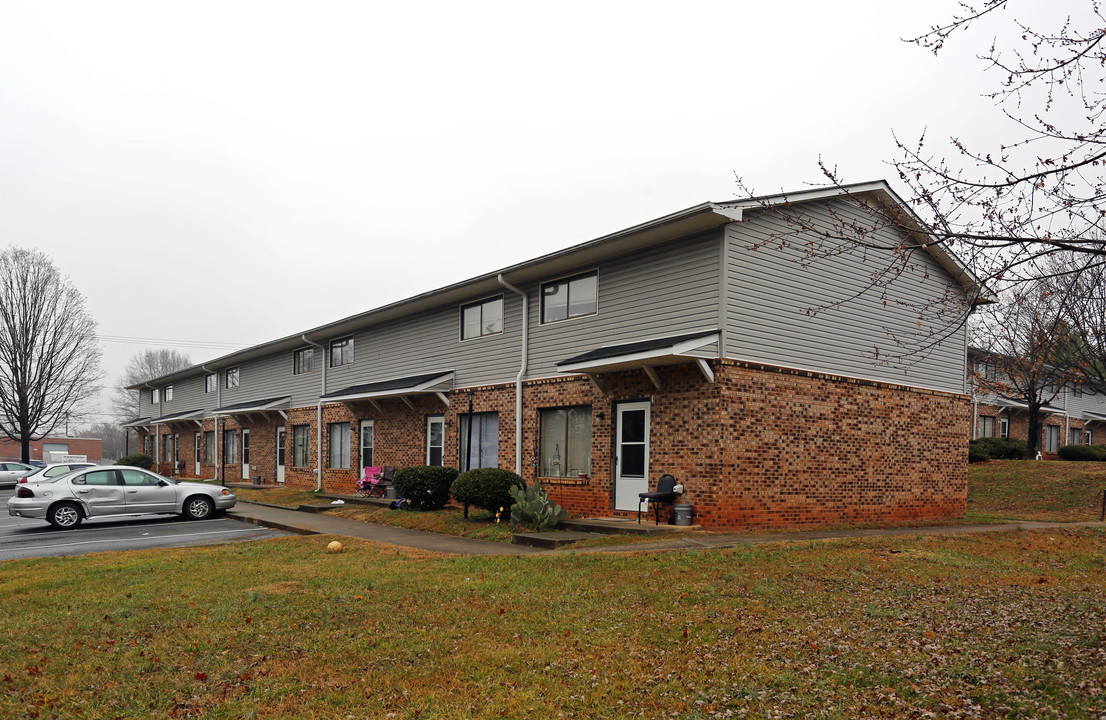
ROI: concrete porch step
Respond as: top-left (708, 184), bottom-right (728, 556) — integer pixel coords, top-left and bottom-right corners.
top-left (512, 531), bottom-right (601, 549)
top-left (559, 517), bottom-right (697, 536)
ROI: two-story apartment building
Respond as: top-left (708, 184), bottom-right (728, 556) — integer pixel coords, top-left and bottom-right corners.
top-left (969, 349), bottom-right (1106, 454)
top-left (125, 181), bottom-right (981, 529)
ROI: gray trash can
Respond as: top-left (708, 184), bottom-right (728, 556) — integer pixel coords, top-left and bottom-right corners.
top-left (385, 486), bottom-right (397, 500)
top-left (674, 504), bottom-right (693, 526)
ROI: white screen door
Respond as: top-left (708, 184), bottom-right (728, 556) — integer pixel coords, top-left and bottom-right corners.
top-left (276, 426), bottom-right (286, 483)
top-left (614, 402), bottom-right (650, 511)
top-left (241, 428), bottom-right (251, 480)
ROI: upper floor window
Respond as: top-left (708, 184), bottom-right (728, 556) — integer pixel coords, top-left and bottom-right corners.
top-left (151, 389), bottom-right (160, 404)
top-left (225, 367), bottom-right (240, 389)
top-left (976, 361), bottom-right (996, 381)
top-left (1073, 384), bottom-right (1083, 398)
top-left (294, 347), bottom-right (314, 375)
top-left (541, 270), bottom-right (597, 324)
top-left (331, 337), bottom-right (354, 367)
top-left (205, 374), bottom-right (217, 393)
top-left (461, 296), bottom-right (503, 340)
top-left (164, 386), bottom-right (173, 402)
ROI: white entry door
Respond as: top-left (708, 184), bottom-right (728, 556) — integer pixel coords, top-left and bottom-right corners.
top-left (241, 428), bottom-right (251, 481)
top-left (194, 433), bottom-right (201, 476)
top-left (614, 402), bottom-right (650, 511)
top-left (276, 426), bottom-right (286, 484)
top-left (360, 420), bottom-right (374, 474)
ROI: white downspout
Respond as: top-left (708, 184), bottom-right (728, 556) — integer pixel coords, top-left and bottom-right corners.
top-left (303, 335), bottom-right (326, 491)
top-left (497, 274), bottom-right (528, 475)
top-left (202, 365), bottom-right (220, 482)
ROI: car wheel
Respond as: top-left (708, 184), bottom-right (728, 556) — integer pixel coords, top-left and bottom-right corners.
top-left (183, 495), bottom-right (213, 520)
top-left (48, 502), bottom-right (83, 530)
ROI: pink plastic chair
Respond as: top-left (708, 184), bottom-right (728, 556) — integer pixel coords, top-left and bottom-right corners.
top-left (355, 466), bottom-right (383, 497)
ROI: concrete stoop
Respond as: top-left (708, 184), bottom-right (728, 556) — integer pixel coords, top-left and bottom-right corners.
top-left (512, 531), bottom-right (601, 549)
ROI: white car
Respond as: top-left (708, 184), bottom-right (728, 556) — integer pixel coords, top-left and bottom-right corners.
top-left (17, 462), bottom-right (96, 484)
top-left (0, 462), bottom-right (36, 487)
top-left (7, 466), bottom-right (237, 529)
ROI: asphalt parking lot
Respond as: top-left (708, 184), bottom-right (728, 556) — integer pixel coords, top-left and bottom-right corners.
top-left (0, 488), bottom-right (288, 561)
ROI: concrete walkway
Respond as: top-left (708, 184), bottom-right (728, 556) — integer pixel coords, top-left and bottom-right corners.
top-left (229, 500), bottom-right (1106, 557)
top-left (229, 502), bottom-right (543, 555)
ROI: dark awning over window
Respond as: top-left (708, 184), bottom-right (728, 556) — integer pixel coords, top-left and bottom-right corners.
top-left (213, 396), bottom-right (291, 416)
top-left (994, 396), bottom-right (1066, 414)
top-left (321, 371), bottom-right (454, 403)
top-left (151, 409), bottom-right (205, 426)
top-left (120, 417), bottom-right (153, 429)
top-left (555, 331), bottom-right (719, 383)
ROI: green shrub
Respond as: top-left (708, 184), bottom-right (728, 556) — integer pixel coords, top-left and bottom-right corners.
top-left (968, 442), bottom-right (991, 463)
top-left (974, 437), bottom-right (1027, 460)
top-left (1057, 444), bottom-right (1106, 461)
top-left (116, 454), bottom-right (154, 469)
top-left (509, 483), bottom-right (567, 531)
top-left (451, 468), bottom-right (525, 517)
top-left (393, 465), bottom-right (458, 510)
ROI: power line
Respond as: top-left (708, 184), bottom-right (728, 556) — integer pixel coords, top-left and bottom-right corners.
top-left (97, 334), bottom-right (244, 350)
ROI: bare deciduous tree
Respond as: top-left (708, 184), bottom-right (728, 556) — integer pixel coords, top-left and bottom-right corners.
top-left (0, 247), bottom-right (103, 462)
top-left (112, 348), bottom-right (193, 420)
top-left (735, 2), bottom-right (1105, 363)
top-left (78, 420), bottom-right (128, 462)
top-left (971, 279), bottom-right (1081, 455)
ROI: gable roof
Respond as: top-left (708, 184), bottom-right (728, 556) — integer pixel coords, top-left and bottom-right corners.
top-left (130, 181), bottom-right (981, 388)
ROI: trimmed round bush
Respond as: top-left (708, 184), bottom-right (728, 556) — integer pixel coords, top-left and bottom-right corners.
top-left (967, 442), bottom-right (990, 463)
top-left (116, 454), bottom-right (154, 469)
top-left (451, 468), bottom-right (525, 516)
top-left (393, 465), bottom-right (458, 510)
top-left (974, 437), bottom-right (1027, 460)
top-left (1057, 444), bottom-right (1106, 461)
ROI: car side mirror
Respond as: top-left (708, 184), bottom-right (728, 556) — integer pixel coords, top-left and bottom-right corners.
top-left (158, 479), bottom-right (169, 487)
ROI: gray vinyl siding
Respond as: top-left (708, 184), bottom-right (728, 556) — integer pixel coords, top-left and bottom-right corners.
top-left (725, 202), bottom-right (969, 394)
top-left (325, 293), bottom-right (524, 391)
top-left (219, 352), bottom-right (319, 409)
top-left (525, 232), bottom-right (722, 377)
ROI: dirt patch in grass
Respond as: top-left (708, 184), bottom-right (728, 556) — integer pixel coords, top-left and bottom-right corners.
top-left (1, 529), bottom-right (1103, 718)
top-left (968, 459), bottom-right (1106, 521)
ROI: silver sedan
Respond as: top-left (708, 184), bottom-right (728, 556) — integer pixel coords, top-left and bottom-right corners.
top-left (7, 466), bottom-right (237, 529)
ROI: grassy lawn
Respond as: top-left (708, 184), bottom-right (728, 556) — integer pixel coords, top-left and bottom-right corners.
top-left (967, 459), bottom-right (1106, 522)
top-left (2, 528), bottom-right (1103, 719)
top-left (230, 460), bottom-right (1106, 549)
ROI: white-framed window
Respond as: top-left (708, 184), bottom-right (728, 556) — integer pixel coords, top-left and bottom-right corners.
top-left (223, 429), bottom-right (238, 464)
top-left (461, 296), bottom-right (504, 340)
top-left (293, 425), bottom-right (311, 467)
top-left (151, 388), bottom-right (160, 404)
top-left (541, 270), bottom-right (598, 324)
top-left (205, 374), bottom-right (217, 393)
top-left (163, 434), bottom-right (172, 462)
top-left (164, 385), bottom-right (173, 402)
top-left (360, 420), bottom-right (374, 472)
top-left (1044, 425), bottom-right (1060, 453)
top-left (1073, 384), bottom-right (1084, 398)
top-left (328, 422), bottom-right (351, 469)
top-left (426, 415), bottom-right (445, 466)
top-left (1087, 429), bottom-right (1094, 445)
top-left (331, 337), bottom-right (354, 367)
top-left (999, 417), bottom-right (1009, 439)
top-left (459, 412), bottom-right (499, 470)
top-left (979, 416), bottom-right (995, 438)
top-left (1069, 427), bottom-right (1083, 446)
top-left (294, 347), bottom-right (314, 375)
top-left (225, 367), bottom-right (240, 389)
top-left (540, 406), bottom-right (592, 478)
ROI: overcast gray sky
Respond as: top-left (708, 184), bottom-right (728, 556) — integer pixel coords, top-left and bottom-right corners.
top-left (0, 0), bottom-right (1030, 423)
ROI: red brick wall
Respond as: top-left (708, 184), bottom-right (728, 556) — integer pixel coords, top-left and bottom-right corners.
top-left (973, 402), bottom-right (1086, 459)
top-left (0, 437), bottom-right (103, 464)
top-left (132, 360), bottom-right (969, 530)
top-left (710, 361), bottom-right (968, 529)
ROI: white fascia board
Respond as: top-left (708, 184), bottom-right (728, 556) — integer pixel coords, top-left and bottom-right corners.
top-left (323, 372), bottom-right (455, 403)
top-left (557, 333), bottom-right (720, 374)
